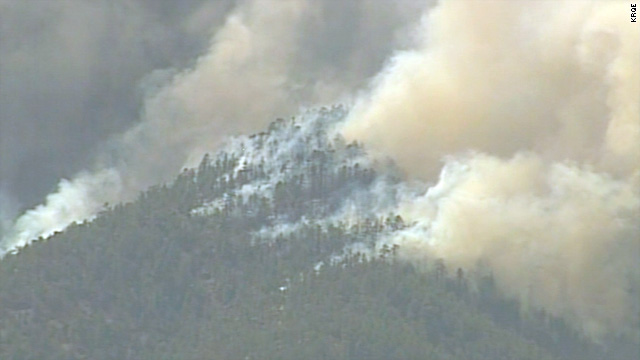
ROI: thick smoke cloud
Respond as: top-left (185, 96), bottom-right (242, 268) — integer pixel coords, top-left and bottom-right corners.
top-left (1, 0), bottom-right (425, 247)
top-left (343, 1), bottom-right (638, 177)
top-left (343, 0), bottom-right (639, 338)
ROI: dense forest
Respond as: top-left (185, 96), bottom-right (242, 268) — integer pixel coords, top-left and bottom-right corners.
top-left (0, 107), bottom-right (635, 359)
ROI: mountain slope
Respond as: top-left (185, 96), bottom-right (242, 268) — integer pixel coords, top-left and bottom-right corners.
top-left (0, 107), bottom-right (626, 359)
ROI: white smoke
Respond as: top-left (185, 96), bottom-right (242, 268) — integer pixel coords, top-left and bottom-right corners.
top-left (1, 170), bottom-right (122, 252)
top-left (0, 0), bottom-right (308, 252)
top-left (1, 0), bottom-right (424, 252)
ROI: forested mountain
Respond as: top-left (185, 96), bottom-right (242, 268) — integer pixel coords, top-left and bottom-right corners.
top-left (0, 107), bottom-right (633, 359)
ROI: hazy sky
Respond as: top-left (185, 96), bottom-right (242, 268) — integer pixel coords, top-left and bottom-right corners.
top-left (0, 0), bottom-right (236, 210)
top-left (0, 0), bottom-right (425, 213)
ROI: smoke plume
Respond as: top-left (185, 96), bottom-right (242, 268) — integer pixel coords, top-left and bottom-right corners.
top-left (2, 0), bottom-right (637, 340)
top-left (342, 0), bottom-right (639, 338)
top-left (1, 0), bottom-right (424, 250)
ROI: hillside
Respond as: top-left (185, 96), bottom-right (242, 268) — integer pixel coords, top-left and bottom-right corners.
top-left (0, 107), bottom-right (631, 359)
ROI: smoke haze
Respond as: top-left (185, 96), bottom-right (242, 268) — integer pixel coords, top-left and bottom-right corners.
top-left (1, 0), bottom-right (638, 340)
top-left (0, 0), bottom-right (237, 209)
top-left (1, 0), bottom-right (425, 246)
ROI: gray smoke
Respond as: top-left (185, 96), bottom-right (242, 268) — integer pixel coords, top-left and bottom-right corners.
top-left (0, 0), bottom-right (426, 250)
top-left (0, 0), bottom-right (236, 209)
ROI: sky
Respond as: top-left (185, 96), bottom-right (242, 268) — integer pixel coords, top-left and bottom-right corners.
top-left (0, 0), bottom-right (233, 210)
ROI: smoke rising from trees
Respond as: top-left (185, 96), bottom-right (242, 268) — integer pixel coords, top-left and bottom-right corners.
top-left (342, 0), bottom-right (639, 338)
top-left (1, 0), bottom-right (637, 339)
top-left (1, 0), bottom-right (424, 247)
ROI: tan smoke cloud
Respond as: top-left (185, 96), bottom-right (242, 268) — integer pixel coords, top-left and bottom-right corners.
top-left (392, 154), bottom-right (639, 338)
top-left (343, 0), bottom-right (639, 337)
top-left (115, 0), bottom-right (314, 184)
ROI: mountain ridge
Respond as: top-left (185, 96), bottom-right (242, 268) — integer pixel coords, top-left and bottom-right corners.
top-left (0, 107), bottom-right (634, 359)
